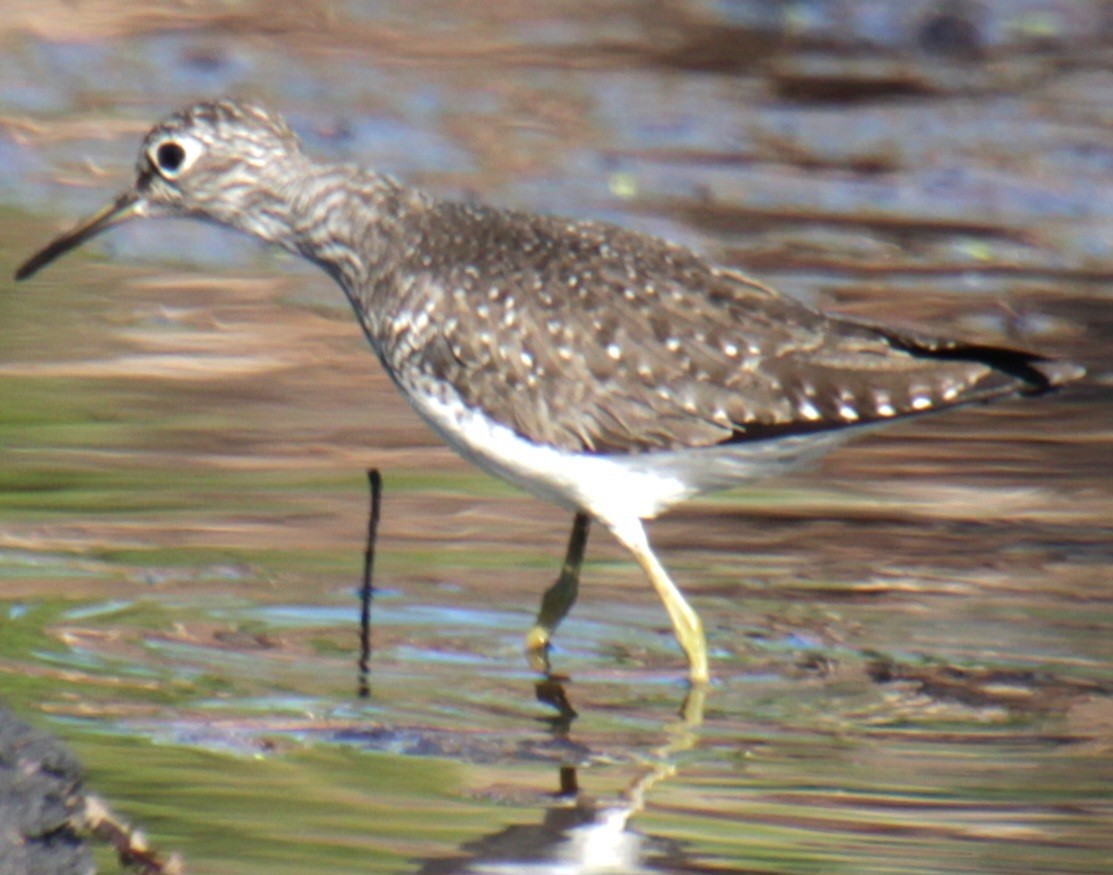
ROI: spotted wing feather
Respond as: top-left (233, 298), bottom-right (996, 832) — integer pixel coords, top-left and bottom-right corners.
top-left (376, 201), bottom-right (1074, 455)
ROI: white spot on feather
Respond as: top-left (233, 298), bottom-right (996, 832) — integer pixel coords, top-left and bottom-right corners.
top-left (874, 391), bottom-right (896, 417)
top-left (799, 400), bottom-right (821, 421)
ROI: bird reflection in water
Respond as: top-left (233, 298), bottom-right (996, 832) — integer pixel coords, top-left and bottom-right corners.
top-left (417, 677), bottom-right (705, 875)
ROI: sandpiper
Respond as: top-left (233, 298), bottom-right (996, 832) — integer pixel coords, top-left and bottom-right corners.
top-left (16, 99), bottom-right (1083, 683)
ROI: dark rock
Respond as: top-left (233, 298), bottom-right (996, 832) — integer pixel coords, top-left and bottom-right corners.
top-left (0, 703), bottom-right (92, 875)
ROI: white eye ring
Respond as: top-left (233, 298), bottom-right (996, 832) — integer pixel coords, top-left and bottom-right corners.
top-left (148, 135), bottom-right (205, 179)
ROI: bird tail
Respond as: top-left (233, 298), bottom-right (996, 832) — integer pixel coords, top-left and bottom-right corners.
top-left (883, 334), bottom-right (1086, 396)
top-left (1024, 357), bottom-right (1087, 392)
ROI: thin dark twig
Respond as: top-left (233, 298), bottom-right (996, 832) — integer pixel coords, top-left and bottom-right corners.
top-left (358, 468), bottom-right (382, 698)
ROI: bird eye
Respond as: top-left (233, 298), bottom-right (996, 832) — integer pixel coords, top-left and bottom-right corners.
top-left (148, 136), bottom-right (204, 180)
top-left (156, 142), bottom-right (186, 172)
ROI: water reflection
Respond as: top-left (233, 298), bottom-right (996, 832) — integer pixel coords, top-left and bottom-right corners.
top-left (413, 678), bottom-right (704, 875)
top-left (415, 781), bottom-right (680, 874)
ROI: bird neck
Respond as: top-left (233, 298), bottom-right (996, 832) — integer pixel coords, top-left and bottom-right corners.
top-left (282, 164), bottom-right (414, 290)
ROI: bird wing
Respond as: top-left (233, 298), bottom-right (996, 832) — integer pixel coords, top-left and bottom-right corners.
top-left (379, 205), bottom-right (1069, 455)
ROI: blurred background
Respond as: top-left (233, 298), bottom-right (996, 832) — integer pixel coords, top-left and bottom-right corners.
top-left (0, 2), bottom-right (1110, 874)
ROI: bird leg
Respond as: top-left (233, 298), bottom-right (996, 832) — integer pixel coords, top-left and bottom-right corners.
top-left (606, 517), bottom-right (709, 684)
top-left (526, 512), bottom-right (591, 668)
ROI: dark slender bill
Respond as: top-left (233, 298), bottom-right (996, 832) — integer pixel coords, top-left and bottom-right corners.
top-left (14, 191), bottom-right (143, 281)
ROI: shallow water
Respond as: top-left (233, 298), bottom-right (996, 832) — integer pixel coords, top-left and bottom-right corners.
top-left (1, 2), bottom-right (1111, 873)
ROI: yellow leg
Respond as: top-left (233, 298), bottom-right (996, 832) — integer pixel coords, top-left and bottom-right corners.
top-left (525, 512), bottom-right (591, 662)
top-left (606, 517), bottom-right (709, 684)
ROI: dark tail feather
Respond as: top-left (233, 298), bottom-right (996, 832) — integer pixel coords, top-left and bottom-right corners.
top-left (885, 335), bottom-right (1086, 396)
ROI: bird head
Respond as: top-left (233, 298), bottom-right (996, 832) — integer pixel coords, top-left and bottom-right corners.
top-left (16, 98), bottom-right (305, 280)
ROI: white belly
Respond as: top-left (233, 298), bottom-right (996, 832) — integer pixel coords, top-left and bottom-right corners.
top-left (398, 375), bottom-right (848, 525)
